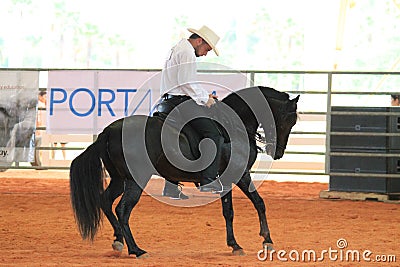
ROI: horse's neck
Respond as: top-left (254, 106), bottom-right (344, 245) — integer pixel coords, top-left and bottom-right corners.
top-left (266, 97), bottom-right (285, 121)
top-left (222, 92), bottom-right (285, 136)
top-left (222, 96), bottom-right (259, 136)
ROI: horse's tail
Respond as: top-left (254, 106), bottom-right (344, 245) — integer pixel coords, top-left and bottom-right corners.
top-left (70, 130), bottom-right (108, 241)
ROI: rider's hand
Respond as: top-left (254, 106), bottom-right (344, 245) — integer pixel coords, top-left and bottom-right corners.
top-left (209, 94), bottom-right (218, 99)
top-left (205, 97), bottom-right (216, 108)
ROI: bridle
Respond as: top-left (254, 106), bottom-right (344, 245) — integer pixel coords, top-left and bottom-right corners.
top-left (261, 109), bottom-right (297, 154)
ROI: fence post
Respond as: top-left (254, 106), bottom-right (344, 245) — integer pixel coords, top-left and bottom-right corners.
top-left (325, 72), bottom-right (333, 174)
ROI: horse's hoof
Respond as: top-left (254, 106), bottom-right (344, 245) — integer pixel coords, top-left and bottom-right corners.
top-left (137, 253), bottom-right (150, 259)
top-left (263, 243), bottom-right (274, 251)
top-left (232, 248), bottom-right (246, 256)
top-left (112, 241), bottom-right (124, 252)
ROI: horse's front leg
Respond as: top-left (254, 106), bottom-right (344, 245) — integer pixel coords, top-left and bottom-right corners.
top-left (220, 190), bottom-right (245, 256)
top-left (237, 172), bottom-right (273, 250)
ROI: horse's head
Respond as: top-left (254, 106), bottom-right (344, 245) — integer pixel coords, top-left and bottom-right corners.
top-left (269, 95), bottom-right (299, 159)
top-left (256, 86), bottom-right (300, 159)
top-left (222, 86), bottom-right (299, 160)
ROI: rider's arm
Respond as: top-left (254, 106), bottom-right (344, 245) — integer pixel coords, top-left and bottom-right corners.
top-left (176, 49), bottom-right (210, 106)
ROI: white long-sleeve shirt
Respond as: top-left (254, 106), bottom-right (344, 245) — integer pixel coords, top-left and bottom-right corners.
top-left (160, 39), bottom-right (209, 105)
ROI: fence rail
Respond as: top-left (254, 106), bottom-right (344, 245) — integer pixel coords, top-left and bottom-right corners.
top-left (1, 69), bottom-right (400, 182)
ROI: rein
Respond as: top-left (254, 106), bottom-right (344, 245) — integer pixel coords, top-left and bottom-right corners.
top-left (254, 131), bottom-right (285, 153)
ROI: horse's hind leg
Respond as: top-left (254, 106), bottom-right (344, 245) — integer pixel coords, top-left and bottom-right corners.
top-left (237, 172), bottom-right (273, 250)
top-left (115, 178), bottom-right (148, 258)
top-left (101, 176), bottom-right (124, 253)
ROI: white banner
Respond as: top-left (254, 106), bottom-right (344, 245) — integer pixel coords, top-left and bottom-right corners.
top-left (0, 71), bottom-right (39, 163)
top-left (47, 70), bottom-right (248, 134)
top-left (47, 70), bottom-right (157, 134)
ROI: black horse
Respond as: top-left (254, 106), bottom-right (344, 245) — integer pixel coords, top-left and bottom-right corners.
top-left (70, 86), bottom-right (299, 258)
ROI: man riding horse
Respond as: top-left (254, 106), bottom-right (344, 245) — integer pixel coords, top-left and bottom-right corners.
top-left (160, 25), bottom-right (223, 199)
top-left (69, 25), bottom-right (301, 259)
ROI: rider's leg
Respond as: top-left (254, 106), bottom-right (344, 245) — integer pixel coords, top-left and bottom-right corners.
top-left (159, 97), bottom-right (223, 193)
top-left (189, 116), bottom-right (224, 192)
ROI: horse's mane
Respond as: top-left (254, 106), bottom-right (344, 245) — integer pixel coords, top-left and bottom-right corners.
top-left (222, 86), bottom-right (289, 103)
top-left (257, 86), bottom-right (290, 101)
top-left (221, 86), bottom-right (290, 151)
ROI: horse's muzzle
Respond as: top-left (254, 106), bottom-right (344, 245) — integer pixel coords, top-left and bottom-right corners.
top-left (265, 143), bottom-right (283, 160)
top-left (273, 147), bottom-right (284, 160)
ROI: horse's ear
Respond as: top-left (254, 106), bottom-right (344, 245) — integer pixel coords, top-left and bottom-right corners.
top-left (292, 95), bottom-right (300, 103)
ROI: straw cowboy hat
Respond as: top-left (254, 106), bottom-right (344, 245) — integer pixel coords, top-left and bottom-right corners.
top-left (188, 25), bottom-right (220, 56)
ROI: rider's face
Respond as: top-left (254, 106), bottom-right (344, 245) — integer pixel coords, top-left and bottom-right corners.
top-left (194, 39), bottom-right (212, 57)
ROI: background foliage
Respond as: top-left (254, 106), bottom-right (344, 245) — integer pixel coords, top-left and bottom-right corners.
top-left (1, 0), bottom-right (399, 72)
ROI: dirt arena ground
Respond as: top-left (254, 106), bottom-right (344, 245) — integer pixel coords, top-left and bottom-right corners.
top-left (0, 170), bottom-right (399, 266)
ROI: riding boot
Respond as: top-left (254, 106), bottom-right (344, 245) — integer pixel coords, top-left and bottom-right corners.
top-left (199, 177), bottom-right (223, 193)
top-left (162, 181), bottom-right (189, 200)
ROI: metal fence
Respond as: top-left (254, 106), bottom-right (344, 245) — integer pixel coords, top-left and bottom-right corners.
top-left (1, 68), bottom-right (400, 182)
